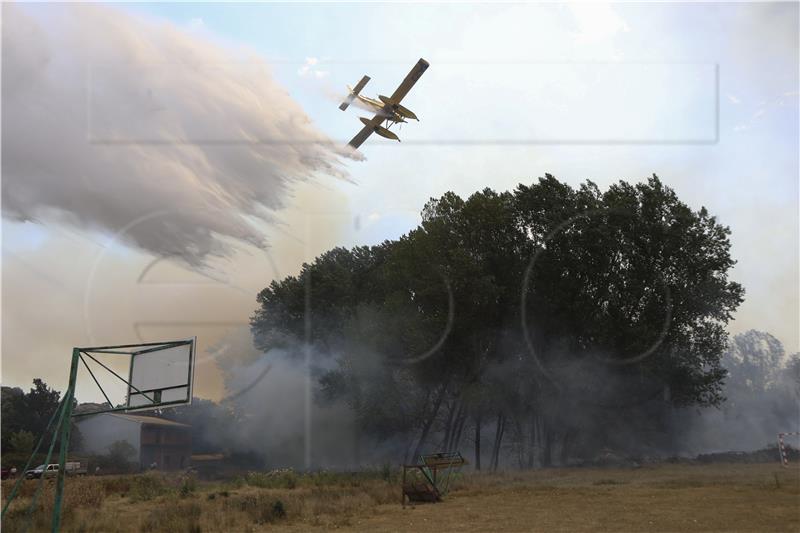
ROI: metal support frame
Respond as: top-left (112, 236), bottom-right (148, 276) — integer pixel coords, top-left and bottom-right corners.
top-left (51, 348), bottom-right (79, 532)
top-left (2, 340), bottom-right (196, 532)
top-left (70, 339), bottom-right (195, 417)
top-left (1, 396), bottom-right (66, 521)
top-left (401, 451), bottom-right (467, 507)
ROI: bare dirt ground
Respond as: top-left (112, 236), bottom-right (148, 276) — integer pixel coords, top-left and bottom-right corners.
top-left (2, 462), bottom-right (798, 532)
top-left (343, 463), bottom-right (800, 533)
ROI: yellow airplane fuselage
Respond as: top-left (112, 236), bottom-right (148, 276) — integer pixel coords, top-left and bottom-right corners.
top-left (341, 58), bottom-right (428, 149)
top-left (355, 93), bottom-right (408, 124)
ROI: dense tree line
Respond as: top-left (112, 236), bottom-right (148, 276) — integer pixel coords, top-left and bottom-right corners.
top-left (8, 177), bottom-right (794, 470)
top-left (250, 175), bottom-right (746, 468)
top-left (1, 379), bottom-right (81, 463)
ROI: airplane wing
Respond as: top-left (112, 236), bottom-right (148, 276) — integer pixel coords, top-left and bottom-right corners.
top-left (348, 113), bottom-right (381, 149)
top-left (339, 75), bottom-right (371, 111)
top-left (389, 58), bottom-right (429, 103)
top-left (347, 59), bottom-right (429, 149)
top-left (348, 125), bottom-right (373, 149)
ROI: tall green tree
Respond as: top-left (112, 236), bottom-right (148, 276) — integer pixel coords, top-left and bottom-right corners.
top-left (251, 175), bottom-right (744, 467)
top-left (1, 386), bottom-right (25, 450)
top-left (8, 430), bottom-right (35, 454)
top-left (24, 378), bottom-right (63, 438)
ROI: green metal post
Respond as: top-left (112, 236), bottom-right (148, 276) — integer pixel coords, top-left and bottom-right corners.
top-left (1, 395), bottom-right (67, 519)
top-left (51, 348), bottom-right (79, 533)
top-left (22, 397), bottom-right (68, 532)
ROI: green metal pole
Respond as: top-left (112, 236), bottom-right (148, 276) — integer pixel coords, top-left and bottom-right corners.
top-left (51, 348), bottom-right (79, 533)
top-left (22, 397), bottom-right (68, 533)
top-left (1, 395), bottom-right (67, 519)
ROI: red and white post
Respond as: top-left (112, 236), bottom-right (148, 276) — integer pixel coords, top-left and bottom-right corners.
top-left (777, 432), bottom-right (800, 467)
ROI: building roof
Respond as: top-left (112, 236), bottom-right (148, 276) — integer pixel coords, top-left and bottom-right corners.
top-left (191, 453), bottom-right (225, 462)
top-left (107, 413), bottom-right (189, 427)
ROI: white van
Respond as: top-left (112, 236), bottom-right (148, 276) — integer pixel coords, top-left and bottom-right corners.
top-left (25, 462), bottom-right (86, 479)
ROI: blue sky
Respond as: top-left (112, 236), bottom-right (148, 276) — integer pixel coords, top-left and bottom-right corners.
top-left (3, 2), bottom-right (798, 400)
top-left (124, 2), bottom-right (798, 340)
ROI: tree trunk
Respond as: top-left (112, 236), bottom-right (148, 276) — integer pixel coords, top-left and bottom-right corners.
top-left (513, 417), bottom-right (525, 469)
top-left (354, 425), bottom-right (361, 467)
top-left (491, 412), bottom-right (505, 471)
top-left (452, 411), bottom-right (467, 451)
top-left (526, 415), bottom-right (537, 469)
top-left (560, 428), bottom-right (574, 466)
top-left (412, 384), bottom-right (448, 460)
top-left (541, 420), bottom-right (553, 468)
top-left (474, 413), bottom-right (482, 470)
top-left (442, 400), bottom-right (459, 451)
top-left (403, 435), bottom-right (414, 465)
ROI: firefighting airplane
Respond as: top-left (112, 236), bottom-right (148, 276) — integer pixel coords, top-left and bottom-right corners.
top-left (339, 58), bottom-right (429, 149)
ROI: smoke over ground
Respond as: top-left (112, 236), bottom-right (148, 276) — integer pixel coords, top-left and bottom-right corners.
top-left (223, 350), bottom-right (360, 469)
top-left (202, 335), bottom-right (794, 471)
top-left (175, 327), bottom-right (408, 469)
top-left (183, 327), bottom-right (362, 468)
top-left (676, 330), bottom-right (800, 454)
top-left (2, 3), bottom-right (356, 266)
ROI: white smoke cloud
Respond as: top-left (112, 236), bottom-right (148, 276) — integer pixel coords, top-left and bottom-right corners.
top-left (222, 344), bottom-right (359, 469)
top-left (297, 56), bottom-right (328, 79)
top-left (2, 4), bottom-right (356, 266)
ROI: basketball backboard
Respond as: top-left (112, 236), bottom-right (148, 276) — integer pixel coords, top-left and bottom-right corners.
top-left (72, 338), bottom-right (195, 416)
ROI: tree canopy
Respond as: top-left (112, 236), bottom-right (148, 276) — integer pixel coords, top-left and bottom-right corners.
top-left (1, 379), bottom-right (83, 463)
top-left (252, 174), bottom-right (744, 467)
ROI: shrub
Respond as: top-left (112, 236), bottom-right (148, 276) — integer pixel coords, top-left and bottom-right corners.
top-left (226, 477), bottom-right (245, 489)
top-left (99, 441), bottom-right (138, 474)
top-left (228, 494), bottom-right (288, 524)
top-left (593, 479), bottom-right (627, 486)
top-left (180, 474), bottom-right (196, 498)
top-left (100, 475), bottom-right (132, 495)
top-left (139, 501), bottom-right (201, 533)
top-left (380, 462), bottom-right (393, 482)
top-left (65, 478), bottom-right (106, 507)
top-left (8, 430), bottom-right (35, 454)
top-left (271, 499), bottom-right (287, 520)
top-left (129, 473), bottom-right (170, 502)
top-left (88, 447), bottom-right (136, 475)
top-left (245, 468), bottom-right (297, 489)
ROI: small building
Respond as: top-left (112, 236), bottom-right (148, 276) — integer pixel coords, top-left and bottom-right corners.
top-left (76, 413), bottom-right (191, 471)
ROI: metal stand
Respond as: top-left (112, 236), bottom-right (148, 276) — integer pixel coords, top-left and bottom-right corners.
top-left (3, 340), bottom-right (195, 531)
top-left (51, 348), bottom-right (79, 532)
top-left (401, 451), bottom-right (467, 506)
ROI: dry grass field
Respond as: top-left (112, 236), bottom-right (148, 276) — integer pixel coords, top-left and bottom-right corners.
top-left (2, 462), bottom-right (798, 532)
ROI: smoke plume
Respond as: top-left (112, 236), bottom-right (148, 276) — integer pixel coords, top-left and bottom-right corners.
top-left (676, 330), bottom-right (800, 454)
top-left (2, 4), bottom-right (355, 266)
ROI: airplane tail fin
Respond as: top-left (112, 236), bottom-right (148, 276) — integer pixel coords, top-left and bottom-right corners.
top-left (339, 75), bottom-right (370, 111)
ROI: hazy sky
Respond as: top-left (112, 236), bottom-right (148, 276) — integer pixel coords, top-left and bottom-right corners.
top-left (2, 2), bottom-right (797, 403)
